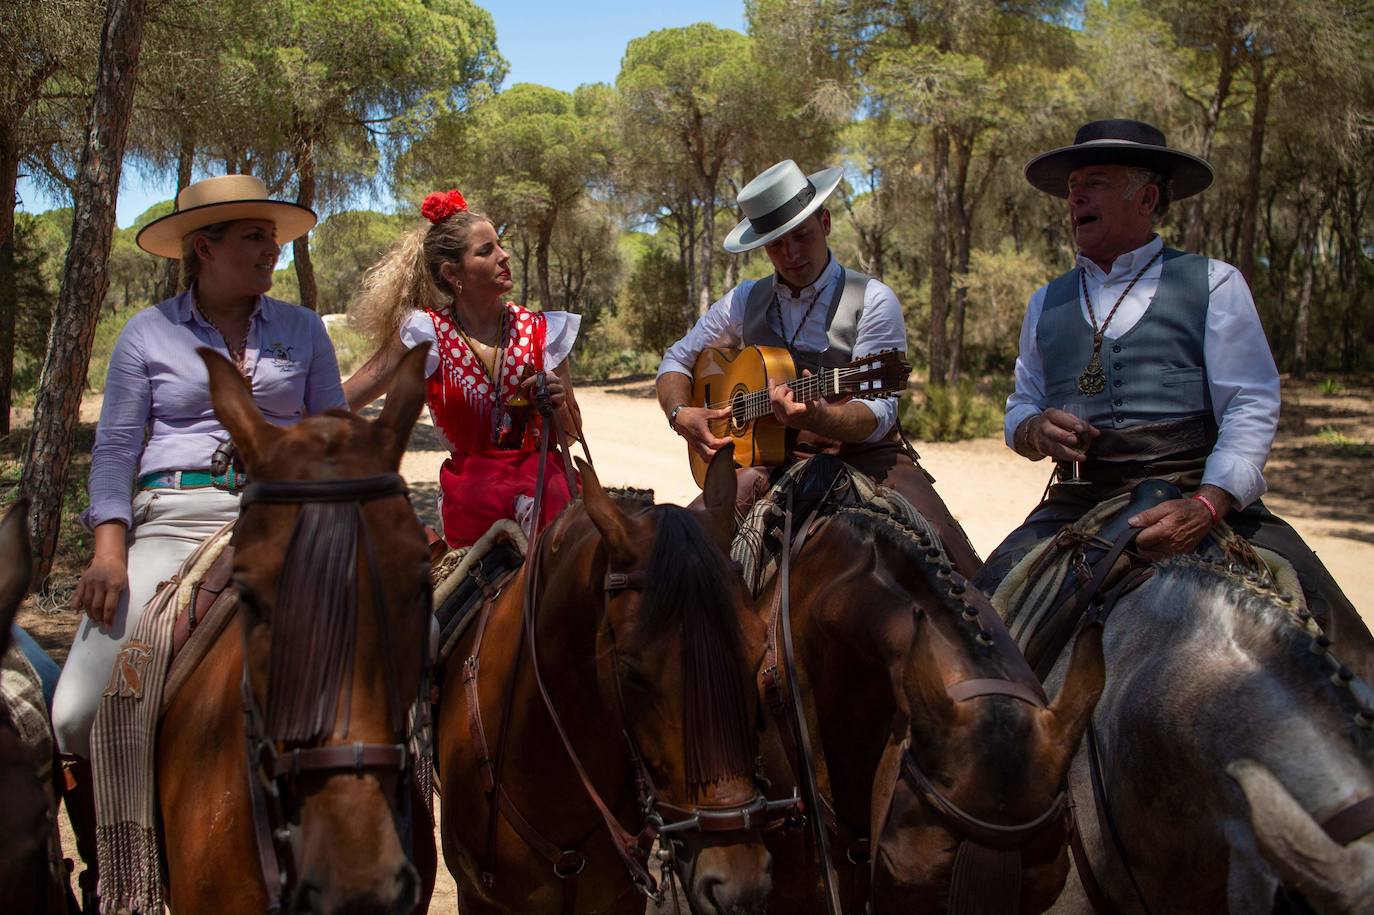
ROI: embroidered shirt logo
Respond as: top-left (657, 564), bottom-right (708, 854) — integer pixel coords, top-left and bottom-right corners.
top-left (266, 341), bottom-right (296, 368)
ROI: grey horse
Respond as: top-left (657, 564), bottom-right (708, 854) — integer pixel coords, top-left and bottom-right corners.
top-left (1042, 556), bottom-right (1374, 914)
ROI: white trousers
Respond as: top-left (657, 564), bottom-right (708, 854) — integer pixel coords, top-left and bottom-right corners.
top-left (52, 488), bottom-right (240, 757)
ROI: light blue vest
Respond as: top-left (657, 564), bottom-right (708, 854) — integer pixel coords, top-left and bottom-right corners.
top-left (1038, 248), bottom-right (1212, 431)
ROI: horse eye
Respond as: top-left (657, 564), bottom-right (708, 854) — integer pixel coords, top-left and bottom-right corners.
top-left (620, 663), bottom-right (652, 693)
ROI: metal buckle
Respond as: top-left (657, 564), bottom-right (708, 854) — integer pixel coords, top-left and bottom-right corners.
top-left (553, 850), bottom-right (586, 878)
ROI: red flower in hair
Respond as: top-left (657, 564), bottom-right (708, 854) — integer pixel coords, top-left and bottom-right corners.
top-left (421, 189), bottom-right (468, 224)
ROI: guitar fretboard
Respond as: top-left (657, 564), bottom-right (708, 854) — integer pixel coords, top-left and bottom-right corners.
top-left (708, 365), bottom-right (887, 423)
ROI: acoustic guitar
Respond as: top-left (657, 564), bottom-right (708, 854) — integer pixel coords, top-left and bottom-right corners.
top-left (686, 345), bottom-right (911, 487)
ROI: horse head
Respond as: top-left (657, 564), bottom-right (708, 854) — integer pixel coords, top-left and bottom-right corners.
top-left (205, 344), bottom-right (432, 915)
top-left (776, 501), bottom-right (1102, 914)
top-left (540, 444), bottom-right (773, 913)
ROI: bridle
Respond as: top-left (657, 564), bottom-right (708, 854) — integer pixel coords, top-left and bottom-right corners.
top-left (512, 403), bottom-right (800, 909)
top-left (869, 679), bottom-right (1069, 915)
top-left (488, 379), bottom-right (800, 910)
top-left (235, 473), bottom-right (429, 914)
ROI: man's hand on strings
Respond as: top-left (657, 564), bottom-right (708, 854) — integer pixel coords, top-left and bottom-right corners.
top-left (673, 405), bottom-right (732, 460)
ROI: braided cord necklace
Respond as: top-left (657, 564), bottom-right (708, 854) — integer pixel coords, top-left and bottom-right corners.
top-left (773, 282), bottom-right (827, 349)
top-left (450, 303), bottom-right (511, 442)
top-left (1076, 249), bottom-right (1163, 396)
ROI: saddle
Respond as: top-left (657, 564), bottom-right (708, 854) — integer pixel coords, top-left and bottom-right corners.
top-left (431, 520), bottom-right (527, 667)
top-left (732, 455), bottom-right (937, 596)
top-left (993, 480), bottom-right (1272, 679)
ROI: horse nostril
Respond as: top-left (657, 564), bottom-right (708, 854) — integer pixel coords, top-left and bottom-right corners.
top-left (392, 860), bottom-right (420, 914)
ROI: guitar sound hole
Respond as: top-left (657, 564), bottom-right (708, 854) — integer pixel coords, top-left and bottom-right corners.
top-left (729, 390), bottom-right (748, 433)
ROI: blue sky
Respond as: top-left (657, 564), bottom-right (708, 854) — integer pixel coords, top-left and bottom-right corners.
top-left (16, 0), bottom-right (747, 228)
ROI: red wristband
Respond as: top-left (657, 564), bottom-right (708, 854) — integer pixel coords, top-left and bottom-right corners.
top-left (1191, 493), bottom-right (1220, 525)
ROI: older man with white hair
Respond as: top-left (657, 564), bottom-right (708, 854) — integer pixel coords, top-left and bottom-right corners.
top-left (979, 118), bottom-right (1369, 664)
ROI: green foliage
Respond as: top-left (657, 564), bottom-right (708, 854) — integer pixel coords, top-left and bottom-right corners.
top-left (86, 305), bottom-right (140, 393)
top-left (899, 381), bottom-right (1006, 443)
top-left (323, 316), bottom-right (374, 378)
top-left (1317, 378), bottom-right (1346, 396)
top-left (310, 210), bottom-right (412, 313)
top-left (620, 235), bottom-right (695, 356)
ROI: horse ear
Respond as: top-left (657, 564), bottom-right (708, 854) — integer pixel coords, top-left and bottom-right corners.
top-left (201, 348), bottom-right (270, 469)
top-left (0, 499), bottom-right (33, 652)
top-left (1229, 758), bottom-right (1374, 911)
top-left (374, 342), bottom-right (429, 466)
top-left (1044, 622), bottom-right (1105, 768)
top-left (697, 443), bottom-right (736, 552)
top-left (576, 457), bottom-right (635, 565)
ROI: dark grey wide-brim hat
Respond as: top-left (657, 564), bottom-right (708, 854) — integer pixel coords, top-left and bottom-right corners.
top-left (1025, 119), bottom-right (1214, 200)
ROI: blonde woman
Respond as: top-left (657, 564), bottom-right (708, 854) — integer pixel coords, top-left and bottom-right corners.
top-left (345, 190), bottom-right (581, 548)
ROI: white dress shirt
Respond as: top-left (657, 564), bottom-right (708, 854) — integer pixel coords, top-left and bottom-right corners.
top-left (657, 255), bottom-right (906, 443)
top-left (1004, 235), bottom-right (1280, 507)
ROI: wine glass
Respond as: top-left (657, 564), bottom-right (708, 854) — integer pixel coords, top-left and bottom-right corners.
top-left (1059, 402), bottom-right (1091, 485)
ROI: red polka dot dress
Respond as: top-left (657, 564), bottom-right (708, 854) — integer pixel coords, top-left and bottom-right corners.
top-left (418, 302), bottom-right (574, 547)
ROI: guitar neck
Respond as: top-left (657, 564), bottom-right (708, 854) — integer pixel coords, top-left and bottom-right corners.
top-left (736, 370), bottom-right (846, 423)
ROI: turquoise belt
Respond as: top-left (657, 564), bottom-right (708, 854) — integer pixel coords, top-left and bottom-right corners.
top-left (138, 470), bottom-right (244, 491)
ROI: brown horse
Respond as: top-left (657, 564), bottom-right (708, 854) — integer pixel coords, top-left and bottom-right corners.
top-left (435, 446), bottom-right (779, 914)
top-left (0, 498), bottom-right (67, 914)
top-left (156, 345), bottom-right (436, 915)
top-left (750, 462), bottom-right (1104, 914)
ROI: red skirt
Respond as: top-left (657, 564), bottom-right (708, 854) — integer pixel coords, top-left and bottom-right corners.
top-left (438, 448), bottom-right (575, 549)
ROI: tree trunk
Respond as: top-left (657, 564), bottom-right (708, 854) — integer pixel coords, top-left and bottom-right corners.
top-left (0, 137), bottom-right (20, 437)
top-left (1292, 213), bottom-right (1319, 379)
top-left (516, 235), bottom-right (531, 306)
top-left (162, 130), bottom-right (195, 297)
top-left (0, 234), bottom-right (15, 437)
top-left (292, 134), bottom-right (318, 311)
top-left (697, 197), bottom-right (716, 316)
top-left (1183, 43), bottom-right (1237, 251)
top-left (1237, 55), bottom-right (1270, 286)
top-left (535, 215), bottom-right (554, 310)
top-left (927, 126), bottom-right (951, 386)
top-left (949, 136), bottom-right (974, 384)
top-left (20, 0), bottom-right (149, 585)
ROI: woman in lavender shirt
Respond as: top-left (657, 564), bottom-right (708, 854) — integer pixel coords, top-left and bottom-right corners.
top-left (52, 177), bottom-right (346, 859)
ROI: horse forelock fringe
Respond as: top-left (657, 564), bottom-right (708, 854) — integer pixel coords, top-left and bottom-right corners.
top-left (637, 506), bottom-right (754, 793)
top-left (1153, 556), bottom-right (1374, 752)
top-left (265, 502), bottom-right (360, 744)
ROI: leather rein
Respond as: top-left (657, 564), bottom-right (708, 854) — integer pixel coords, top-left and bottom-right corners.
top-left (760, 485), bottom-right (1067, 915)
top-left (235, 473), bottom-right (428, 914)
top-left (467, 378), bottom-right (799, 911)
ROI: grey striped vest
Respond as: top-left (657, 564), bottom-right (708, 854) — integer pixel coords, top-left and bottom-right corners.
top-left (742, 268), bottom-right (871, 372)
top-left (1038, 248), bottom-right (1212, 431)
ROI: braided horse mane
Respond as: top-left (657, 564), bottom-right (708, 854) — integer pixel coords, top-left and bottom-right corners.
top-left (1144, 555), bottom-right (1374, 751)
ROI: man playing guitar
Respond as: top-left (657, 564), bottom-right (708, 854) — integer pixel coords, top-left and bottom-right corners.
top-left (655, 159), bottom-right (982, 577)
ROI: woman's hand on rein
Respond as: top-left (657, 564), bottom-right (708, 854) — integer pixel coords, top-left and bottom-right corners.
top-left (521, 372), bottom-right (566, 408)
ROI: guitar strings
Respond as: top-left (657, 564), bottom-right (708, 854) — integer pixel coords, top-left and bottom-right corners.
top-left (702, 364), bottom-right (890, 417)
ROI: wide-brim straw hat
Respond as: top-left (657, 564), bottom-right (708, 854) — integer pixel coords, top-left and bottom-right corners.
top-left (1024, 119), bottom-right (1214, 201)
top-left (724, 161), bottom-right (844, 253)
top-left (136, 175), bottom-right (317, 258)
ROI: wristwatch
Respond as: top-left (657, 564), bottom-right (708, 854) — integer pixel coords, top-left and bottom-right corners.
top-left (668, 403), bottom-right (688, 431)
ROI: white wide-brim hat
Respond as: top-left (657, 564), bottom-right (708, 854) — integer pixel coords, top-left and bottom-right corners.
top-left (136, 174), bottom-right (317, 258)
top-left (724, 160), bottom-right (844, 254)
